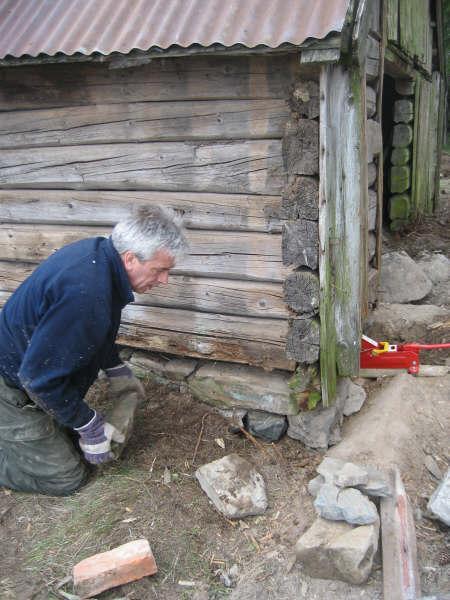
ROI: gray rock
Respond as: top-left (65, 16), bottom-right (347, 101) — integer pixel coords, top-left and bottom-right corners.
top-left (196, 454), bottom-right (267, 519)
top-left (337, 488), bottom-right (379, 525)
top-left (245, 410), bottom-right (287, 442)
top-left (314, 484), bottom-right (342, 520)
top-left (335, 463), bottom-right (369, 488)
top-left (295, 517), bottom-right (380, 585)
top-left (427, 468), bottom-right (450, 526)
top-left (308, 475), bottom-right (325, 497)
top-left (424, 455), bottom-right (443, 480)
top-left (287, 400), bottom-right (344, 449)
top-left (356, 466), bottom-right (392, 498)
top-left (316, 457), bottom-right (346, 482)
top-left (364, 303), bottom-right (449, 343)
top-left (218, 408), bottom-right (247, 433)
top-left (423, 280), bottom-right (450, 307)
top-left (379, 251), bottom-right (432, 303)
top-left (337, 378), bottom-right (367, 417)
top-left (417, 253), bottom-right (450, 284)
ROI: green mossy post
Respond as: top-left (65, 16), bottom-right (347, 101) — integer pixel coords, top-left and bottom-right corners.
top-left (390, 166), bottom-right (410, 194)
top-left (389, 194), bottom-right (411, 220)
top-left (391, 147), bottom-right (410, 166)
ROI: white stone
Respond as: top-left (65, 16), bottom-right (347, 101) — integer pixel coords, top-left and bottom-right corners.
top-left (195, 454), bottom-right (267, 519)
top-left (379, 251), bottom-right (432, 303)
top-left (313, 484), bottom-right (342, 520)
top-left (316, 457), bottom-right (346, 482)
top-left (295, 517), bottom-right (380, 585)
top-left (337, 488), bottom-right (379, 525)
top-left (416, 253), bottom-right (450, 284)
top-left (335, 463), bottom-right (369, 488)
top-left (337, 378), bottom-right (367, 417)
top-left (427, 469), bottom-right (450, 526)
top-left (308, 475), bottom-right (325, 497)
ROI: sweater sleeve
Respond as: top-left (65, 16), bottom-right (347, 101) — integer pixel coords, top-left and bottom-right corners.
top-left (18, 275), bottom-right (112, 428)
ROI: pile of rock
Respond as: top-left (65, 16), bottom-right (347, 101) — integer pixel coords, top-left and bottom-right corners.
top-left (296, 457), bottom-right (391, 585)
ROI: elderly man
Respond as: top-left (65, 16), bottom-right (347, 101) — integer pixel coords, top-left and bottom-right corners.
top-left (0, 206), bottom-right (187, 496)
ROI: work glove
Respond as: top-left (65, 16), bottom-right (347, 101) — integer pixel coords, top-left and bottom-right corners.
top-left (103, 364), bottom-right (145, 458)
top-left (75, 411), bottom-right (125, 465)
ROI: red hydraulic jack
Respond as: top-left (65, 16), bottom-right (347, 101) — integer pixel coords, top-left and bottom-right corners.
top-left (360, 334), bottom-right (450, 375)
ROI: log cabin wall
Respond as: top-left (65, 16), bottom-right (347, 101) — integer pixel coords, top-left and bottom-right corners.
top-left (0, 53), bottom-right (323, 383)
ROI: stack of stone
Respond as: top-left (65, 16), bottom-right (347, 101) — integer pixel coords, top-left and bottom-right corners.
top-left (296, 457), bottom-right (391, 585)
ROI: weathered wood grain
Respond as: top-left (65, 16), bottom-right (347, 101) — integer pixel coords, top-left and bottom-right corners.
top-left (282, 220), bottom-right (318, 270)
top-left (289, 80), bottom-right (320, 119)
top-left (366, 119), bottom-right (382, 163)
top-left (282, 119), bottom-right (319, 176)
top-left (282, 176), bottom-right (319, 221)
top-left (393, 100), bottom-right (413, 124)
top-left (0, 54), bottom-right (301, 110)
top-left (285, 318), bottom-right (320, 364)
top-left (0, 225), bottom-right (290, 282)
top-left (0, 140), bottom-right (285, 195)
top-left (119, 304), bottom-right (294, 370)
top-left (0, 189), bottom-right (284, 232)
top-left (319, 64), bottom-right (367, 389)
top-left (399, 0), bottom-right (432, 72)
top-left (386, 0), bottom-right (399, 43)
top-left (0, 290), bottom-right (294, 370)
top-left (283, 271), bottom-right (319, 315)
top-left (0, 261), bottom-right (290, 319)
top-left (0, 99), bottom-right (290, 148)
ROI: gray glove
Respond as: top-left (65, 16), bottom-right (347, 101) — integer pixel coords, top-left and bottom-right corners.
top-left (104, 364), bottom-right (145, 457)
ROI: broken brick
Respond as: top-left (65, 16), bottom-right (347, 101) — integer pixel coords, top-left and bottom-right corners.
top-left (73, 538), bottom-right (157, 598)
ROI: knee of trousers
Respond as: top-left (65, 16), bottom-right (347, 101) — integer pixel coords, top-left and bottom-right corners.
top-left (38, 461), bottom-right (91, 497)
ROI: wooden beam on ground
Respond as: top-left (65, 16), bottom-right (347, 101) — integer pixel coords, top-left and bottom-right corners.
top-left (380, 467), bottom-right (421, 600)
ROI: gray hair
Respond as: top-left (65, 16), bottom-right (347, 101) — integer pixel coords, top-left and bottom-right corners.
top-left (111, 205), bottom-right (188, 261)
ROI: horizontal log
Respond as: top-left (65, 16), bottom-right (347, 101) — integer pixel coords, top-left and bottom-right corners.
top-left (282, 220), bottom-right (319, 270)
top-left (0, 99), bottom-right (290, 148)
top-left (289, 80), bottom-right (320, 119)
top-left (282, 176), bottom-right (319, 221)
top-left (282, 119), bottom-right (319, 176)
top-left (283, 271), bottom-right (319, 315)
top-left (0, 54), bottom-right (300, 110)
top-left (0, 189), bottom-right (284, 232)
top-left (285, 317), bottom-right (320, 363)
top-left (0, 140), bottom-right (285, 195)
top-left (0, 291), bottom-right (293, 370)
top-left (0, 262), bottom-right (289, 318)
top-left (0, 225), bottom-right (290, 282)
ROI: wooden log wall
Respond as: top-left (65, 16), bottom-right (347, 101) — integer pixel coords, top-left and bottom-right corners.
top-left (0, 53), bottom-right (317, 373)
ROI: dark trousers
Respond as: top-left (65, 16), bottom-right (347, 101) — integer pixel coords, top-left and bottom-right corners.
top-left (0, 376), bottom-right (89, 496)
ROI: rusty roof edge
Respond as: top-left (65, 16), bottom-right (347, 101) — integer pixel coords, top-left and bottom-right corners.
top-left (0, 33), bottom-right (344, 69)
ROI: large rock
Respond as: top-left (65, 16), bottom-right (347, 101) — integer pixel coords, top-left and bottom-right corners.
top-left (427, 468), bottom-right (450, 526)
top-left (188, 362), bottom-right (298, 415)
top-left (416, 253), bottom-right (450, 284)
top-left (245, 410), bottom-right (287, 442)
top-left (316, 458), bottom-right (391, 498)
top-left (337, 378), bottom-right (367, 416)
top-left (195, 454), bottom-right (267, 519)
top-left (287, 396), bottom-right (344, 449)
top-left (314, 484), bottom-right (378, 525)
top-left (295, 517), bottom-right (380, 585)
top-left (379, 251), bottom-right (432, 303)
top-left (364, 303), bottom-right (449, 343)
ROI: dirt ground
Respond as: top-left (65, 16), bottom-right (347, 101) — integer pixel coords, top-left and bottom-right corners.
top-left (0, 164), bottom-right (449, 600)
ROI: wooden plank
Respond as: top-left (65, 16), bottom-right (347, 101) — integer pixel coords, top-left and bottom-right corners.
top-left (0, 290), bottom-right (293, 371)
top-left (0, 99), bottom-right (290, 149)
top-left (0, 140), bottom-right (284, 195)
top-left (380, 468), bottom-right (421, 600)
top-left (398, 0), bottom-right (432, 72)
top-left (0, 225), bottom-right (290, 283)
top-left (411, 75), bottom-right (433, 217)
top-left (319, 64), bottom-right (367, 395)
top-left (0, 189), bottom-right (284, 233)
top-left (386, 0), bottom-right (399, 43)
top-left (0, 262), bottom-right (289, 318)
top-left (0, 54), bottom-right (300, 110)
top-left (119, 305), bottom-right (294, 371)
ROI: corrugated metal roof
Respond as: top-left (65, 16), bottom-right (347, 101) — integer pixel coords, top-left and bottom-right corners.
top-left (0, 0), bottom-right (351, 60)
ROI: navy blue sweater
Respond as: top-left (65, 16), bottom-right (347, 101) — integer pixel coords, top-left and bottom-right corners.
top-left (0, 237), bottom-right (134, 428)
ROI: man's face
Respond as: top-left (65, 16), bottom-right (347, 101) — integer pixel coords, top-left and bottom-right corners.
top-left (122, 248), bottom-right (175, 293)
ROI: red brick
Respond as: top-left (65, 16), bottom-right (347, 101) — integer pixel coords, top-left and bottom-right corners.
top-left (73, 538), bottom-right (157, 598)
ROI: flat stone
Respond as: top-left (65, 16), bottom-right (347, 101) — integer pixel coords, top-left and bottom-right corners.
top-left (245, 410), bottom-right (287, 442)
top-left (295, 517), bottom-right (380, 585)
top-left (188, 362), bottom-right (298, 415)
top-left (336, 378), bottom-right (367, 417)
top-left (163, 358), bottom-right (198, 381)
top-left (308, 475), bottom-right (325, 497)
top-left (335, 463), bottom-right (369, 488)
top-left (378, 251), bottom-right (432, 303)
top-left (195, 454), bottom-right (267, 519)
top-left (337, 488), bottom-right (379, 525)
top-left (427, 469), bottom-right (450, 526)
top-left (287, 399), bottom-right (344, 449)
